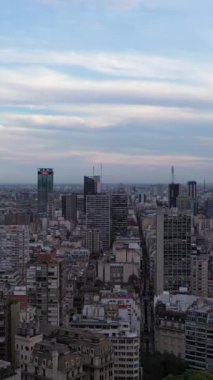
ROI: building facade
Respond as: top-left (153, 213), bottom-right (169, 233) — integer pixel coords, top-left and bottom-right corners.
top-left (156, 210), bottom-right (192, 294)
top-left (86, 194), bottom-right (111, 252)
top-left (111, 193), bottom-right (128, 243)
top-left (185, 298), bottom-right (213, 371)
top-left (0, 225), bottom-right (29, 279)
top-left (37, 168), bottom-right (54, 213)
top-left (188, 181), bottom-right (197, 199)
top-left (61, 193), bottom-right (77, 224)
top-left (84, 176), bottom-right (100, 212)
top-left (27, 253), bottom-right (63, 326)
top-left (168, 183), bottom-right (180, 208)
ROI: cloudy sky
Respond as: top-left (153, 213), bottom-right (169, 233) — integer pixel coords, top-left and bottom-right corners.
top-left (1, 0), bottom-right (213, 183)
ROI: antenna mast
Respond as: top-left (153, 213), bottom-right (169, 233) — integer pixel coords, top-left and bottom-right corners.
top-left (171, 166), bottom-right (175, 184)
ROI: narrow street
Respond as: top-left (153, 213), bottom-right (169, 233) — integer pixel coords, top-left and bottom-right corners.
top-left (137, 212), bottom-right (155, 355)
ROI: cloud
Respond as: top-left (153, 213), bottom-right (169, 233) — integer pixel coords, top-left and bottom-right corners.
top-left (1, 48), bottom-right (213, 181)
top-left (0, 62), bottom-right (213, 114)
top-left (106, 0), bottom-right (139, 10)
top-left (0, 136), bottom-right (210, 171)
top-left (0, 49), bottom-right (210, 83)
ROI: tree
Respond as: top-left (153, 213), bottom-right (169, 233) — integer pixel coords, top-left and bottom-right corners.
top-left (164, 370), bottom-right (213, 380)
top-left (142, 352), bottom-right (187, 380)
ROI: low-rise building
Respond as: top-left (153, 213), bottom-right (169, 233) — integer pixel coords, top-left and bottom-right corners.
top-left (23, 340), bottom-right (84, 380)
top-left (15, 316), bottom-right (43, 373)
top-left (71, 318), bottom-right (140, 380)
top-left (154, 292), bottom-right (197, 359)
top-left (97, 261), bottom-right (140, 284)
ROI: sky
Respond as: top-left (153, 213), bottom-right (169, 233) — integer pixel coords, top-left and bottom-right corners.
top-left (1, 0), bottom-right (213, 184)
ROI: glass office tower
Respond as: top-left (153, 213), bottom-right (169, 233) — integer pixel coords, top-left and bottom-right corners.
top-left (37, 168), bottom-right (54, 213)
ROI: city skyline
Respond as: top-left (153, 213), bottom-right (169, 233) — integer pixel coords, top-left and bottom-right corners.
top-left (1, 0), bottom-right (213, 183)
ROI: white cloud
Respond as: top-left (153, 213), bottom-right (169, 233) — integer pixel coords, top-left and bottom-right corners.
top-left (0, 49), bottom-right (211, 83)
top-left (0, 48), bottom-right (213, 178)
top-left (0, 64), bottom-right (213, 123)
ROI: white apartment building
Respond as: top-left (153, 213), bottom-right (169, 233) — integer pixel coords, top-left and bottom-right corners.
top-left (72, 318), bottom-right (141, 380)
top-left (0, 225), bottom-right (29, 278)
top-left (100, 288), bottom-right (141, 334)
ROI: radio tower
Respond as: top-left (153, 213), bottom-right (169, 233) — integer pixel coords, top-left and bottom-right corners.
top-left (171, 166), bottom-right (175, 184)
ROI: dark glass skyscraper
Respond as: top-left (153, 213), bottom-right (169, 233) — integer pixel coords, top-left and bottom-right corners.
top-left (188, 181), bottom-right (197, 199)
top-left (61, 193), bottom-right (77, 223)
top-left (37, 168), bottom-right (54, 213)
top-left (83, 175), bottom-right (100, 211)
top-left (168, 183), bottom-right (180, 208)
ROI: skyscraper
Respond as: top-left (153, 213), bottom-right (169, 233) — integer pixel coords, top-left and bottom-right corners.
top-left (37, 168), bottom-right (54, 213)
top-left (188, 181), bottom-right (197, 199)
top-left (62, 193), bottom-right (77, 223)
top-left (156, 209), bottom-right (192, 294)
top-left (86, 194), bottom-right (111, 251)
top-left (84, 175), bottom-right (100, 211)
top-left (111, 193), bottom-right (128, 243)
top-left (168, 183), bottom-right (180, 208)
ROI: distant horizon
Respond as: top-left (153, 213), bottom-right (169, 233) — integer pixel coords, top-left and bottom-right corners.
top-left (0, 181), bottom-right (210, 187)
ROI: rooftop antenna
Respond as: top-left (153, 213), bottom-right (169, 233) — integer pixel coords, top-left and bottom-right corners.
top-left (93, 166), bottom-right (95, 177)
top-left (100, 163), bottom-right (102, 191)
top-left (171, 166), bottom-right (175, 184)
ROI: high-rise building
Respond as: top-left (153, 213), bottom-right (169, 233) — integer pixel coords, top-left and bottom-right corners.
top-left (0, 292), bottom-right (20, 363)
top-left (187, 181), bottom-right (198, 215)
top-left (47, 193), bottom-right (55, 220)
top-left (27, 253), bottom-right (63, 326)
top-left (84, 175), bottom-right (100, 211)
top-left (185, 298), bottom-right (213, 371)
top-left (77, 193), bottom-right (84, 213)
top-left (72, 287), bottom-right (141, 380)
top-left (191, 245), bottom-right (209, 298)
top-left (168, 183), bottom-right (180, 208)
top-left (61, 193), bottom-right (77, 223)
top-left (83, 228), bottom-right (100, 255)
top-left (156, 210), bottom-right (192, 295)
top-left (37, 168), bottom-right (54, 213)
top-left (188, 181), bottom-right (197, 199)
top-left (86, 194), bottom-right (111, 252)
top-left (207, 198), bottom-right (213, 218)
top-left (111, 193), bottom-right (128, 243)
top-left (0, 225), bottom-right (29, 279)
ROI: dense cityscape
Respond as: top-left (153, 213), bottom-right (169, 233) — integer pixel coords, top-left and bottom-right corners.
top-left (0, 168), bottom-right (212, 379)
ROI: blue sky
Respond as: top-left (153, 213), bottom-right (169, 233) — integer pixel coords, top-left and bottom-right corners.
top-left (1, 0), bottom-right (213, 183)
